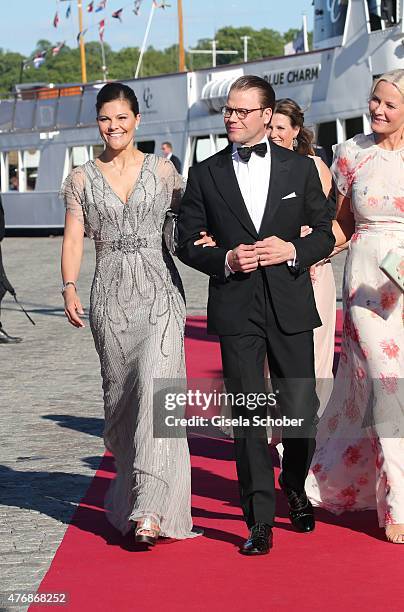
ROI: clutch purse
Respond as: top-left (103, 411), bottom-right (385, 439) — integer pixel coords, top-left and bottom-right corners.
top-left (379, 249), bottom-right (404, 292)
top-left (162, 209), bottom-right (179, 256)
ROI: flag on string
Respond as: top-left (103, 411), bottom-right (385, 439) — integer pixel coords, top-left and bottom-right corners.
top-left (33, 50), bottom-right (47, 69)
top-left (87, 1), bottom-right (94, 12)
top-left (153, 1), bottom-right (170, 7)
top-left (77, 28), bottom-right (88, 43)
top-left (133, 0), bottom-right (142, 15)
top-left (95, 0), bottom-right (107, 12)
top-left (99, 19), bottom-right (105, 42)
top-left (52, 41), bottom-right (65, 56)
top-left (283, 17), bottom-right (308, 55)
top-left (112, 8), bottom-right (123, 21)
top-left (53, 12), bottom-right (59, 28)
top-left (66, 3), bottom-right (72, 18)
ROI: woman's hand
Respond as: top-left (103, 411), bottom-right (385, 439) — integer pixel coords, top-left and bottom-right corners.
top-left (194, 231), bottom-right (216, 248)
top-left (300, 225), bottom-right (313, 238)
top-left (63, 287), bottom-right (85, 328)
top-left (309, 265), bottom-right (317, 283)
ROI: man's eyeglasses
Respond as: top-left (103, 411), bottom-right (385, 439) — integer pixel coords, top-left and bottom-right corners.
top-left (221, 106), bottom-right (264, 120)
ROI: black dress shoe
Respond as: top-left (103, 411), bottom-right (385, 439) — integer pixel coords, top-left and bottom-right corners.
top-left (283, 487), bottom-right (315, 533)
top-left (0, 326), bottom-right (22, 344)
top-left (240, 522), bottom-right (273, 556)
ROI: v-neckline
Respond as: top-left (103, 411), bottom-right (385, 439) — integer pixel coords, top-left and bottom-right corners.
top-left (92, 154), bottom-right (148, 205)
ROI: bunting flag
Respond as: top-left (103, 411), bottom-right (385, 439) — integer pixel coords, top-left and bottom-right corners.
top-left (87, 1), bottom-right (94, 12)
top-left (153, 1), bottom-right (170, 7)
top-left (76, 28), bottom-right (88, 42)
top-left (53, 11), bottom-right (59, 27)
top-left (112, 8), bottom-right (123, 21)
top-left (52, 41), bottom-right (65, 56)
top-left (99, 19), bottom-right (105, 42)
top-left (66, 3), bottom-right (72, 18)
top-left (33, 50), bottom-right (47, 69)
top-left (133, 0), bottom-right (142, 15)
top-left (95, 0), bottom-right (107, 12)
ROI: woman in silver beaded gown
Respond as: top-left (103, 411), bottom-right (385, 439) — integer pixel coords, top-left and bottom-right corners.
top-left (61, 83), bottom-right (204, 544)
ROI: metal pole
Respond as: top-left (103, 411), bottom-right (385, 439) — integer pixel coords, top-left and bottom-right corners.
top-left (177, 0), bottom-right (185, 71)
top-left (302, 14), bottom-right (309, 52)
top-left (212, 39), bottom-right (217, 67)
top-left (77, 0), bottom-right (87, 83)
top-left (135, 1), bottom-right (156, 78)
top-left (241, 36), bottom-right (250, 62)
top-left (100, 38), bottom-right (107, 81)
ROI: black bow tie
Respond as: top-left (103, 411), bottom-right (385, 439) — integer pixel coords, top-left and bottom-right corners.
top-left (237, 142), bottom-right (268, 162)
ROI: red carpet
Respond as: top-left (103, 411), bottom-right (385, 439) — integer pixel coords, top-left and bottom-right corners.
top-left (30, 313), bottom-right (404, 612)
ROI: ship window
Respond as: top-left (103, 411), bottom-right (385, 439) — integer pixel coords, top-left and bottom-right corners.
top-left (1, 151), bottom-right (19, 192)
top-left (70, 146), bottom-right (89, 169)
top-left (345, 117), bottom-right (363, 140)
top-left (316, 122), bottom-right (337, 166)
top-left (89, 144), bottom-right (105, 160)
top-left (193, 136), bottom-right (214, 164)
top-left (216, 134), bottom-right (229, 152)
top-left (23, 149), bottom-right (40, 191)
top-left (136, 141), bottom-right (155, 154)
top-left (367, 0), bottom-right (397, 30)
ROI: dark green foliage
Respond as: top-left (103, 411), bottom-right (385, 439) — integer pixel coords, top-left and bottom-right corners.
top-left (0, 26), bottom-right (311, 93)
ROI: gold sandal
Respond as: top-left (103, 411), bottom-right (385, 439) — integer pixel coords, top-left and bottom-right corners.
top-left (135, 517), bottom-right (160, 546)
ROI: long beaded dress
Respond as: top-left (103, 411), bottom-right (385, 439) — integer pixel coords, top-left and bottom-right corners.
top-left (62, 154), bottom-right (199, 538)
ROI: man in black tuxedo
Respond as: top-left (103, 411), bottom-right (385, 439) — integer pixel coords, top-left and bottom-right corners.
top-left (177, 76), bottom-right (335, 555)
top-left (161, 141), bottom-right (182, 173)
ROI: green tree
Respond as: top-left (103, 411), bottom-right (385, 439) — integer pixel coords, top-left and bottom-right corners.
top-left (0, 26), bottom-right (313, 94)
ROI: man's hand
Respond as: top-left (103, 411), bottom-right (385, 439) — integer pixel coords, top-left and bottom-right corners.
top-left (227, 244), bottom-right (259, 273)
top-left (255, 236), bottom-right (295, 266)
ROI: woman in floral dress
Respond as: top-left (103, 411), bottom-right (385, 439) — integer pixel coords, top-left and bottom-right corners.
top-left (305, 70), bottom-right (404, 543)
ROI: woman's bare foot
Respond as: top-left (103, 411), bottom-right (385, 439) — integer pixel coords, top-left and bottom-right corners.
top-left (385, 524), bottom-right (404, 544)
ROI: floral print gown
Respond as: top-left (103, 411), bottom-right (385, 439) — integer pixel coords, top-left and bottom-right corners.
top-left (305, 134), bottom-right (404, 526)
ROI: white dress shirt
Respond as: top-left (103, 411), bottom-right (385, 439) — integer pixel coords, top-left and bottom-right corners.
top-left (232, 135), bottom-right (270, 233)
top-left (225, 136), bottom-right (296, 274)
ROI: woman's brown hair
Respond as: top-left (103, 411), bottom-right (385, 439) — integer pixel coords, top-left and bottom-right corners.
top-left (273, 98), bottom-right (315, 156)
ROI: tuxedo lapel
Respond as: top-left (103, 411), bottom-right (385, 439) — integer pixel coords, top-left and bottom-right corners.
top-left (209, 145), bottom-right (258, 239)
top-left (258, 142), bottom-right (291, 239)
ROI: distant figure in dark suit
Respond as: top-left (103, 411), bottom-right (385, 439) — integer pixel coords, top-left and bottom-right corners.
top-left (0, 197), bottom-right (22, 344)
top-left (161, 141), bottom-right (182, 173)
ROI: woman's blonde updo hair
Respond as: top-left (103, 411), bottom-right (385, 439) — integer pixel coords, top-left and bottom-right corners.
top-left (273, 98), bottom-right (315, 156)
top-left (371, 69), bottom-right (404, 99)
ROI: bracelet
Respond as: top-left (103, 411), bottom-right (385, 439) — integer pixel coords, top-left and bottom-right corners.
top-left (61, 281), bottom-right (76, 294)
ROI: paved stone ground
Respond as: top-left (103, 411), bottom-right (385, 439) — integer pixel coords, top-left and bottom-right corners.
top-left (0, 237), bottom-right (346, 610)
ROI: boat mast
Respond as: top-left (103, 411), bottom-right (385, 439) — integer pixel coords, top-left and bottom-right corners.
top-left (177, 0), bottom-right (185, 71)
top-left (77, 0), bottom-right (88, 83)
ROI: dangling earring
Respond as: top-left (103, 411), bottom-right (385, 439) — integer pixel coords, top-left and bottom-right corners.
top-left (292, 138), bottom-right (298, 150)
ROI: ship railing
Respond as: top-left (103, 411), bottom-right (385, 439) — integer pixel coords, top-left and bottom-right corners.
top-left (0, 83), bottom-right (105, 133)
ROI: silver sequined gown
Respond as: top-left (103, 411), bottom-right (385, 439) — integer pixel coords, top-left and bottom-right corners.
top-left (62, 155), bottom-right (198, 538)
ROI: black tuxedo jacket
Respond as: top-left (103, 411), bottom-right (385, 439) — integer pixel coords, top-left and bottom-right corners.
top-left (170, 154), bottom-right (182, 174)
top-left (177, 142), bottom-right (335, 335)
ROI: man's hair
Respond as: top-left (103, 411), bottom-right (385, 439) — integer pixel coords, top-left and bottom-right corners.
top-left (229, 75), bottom-right (275, 110)
top-left (162, 141), bottom-right (173, 149)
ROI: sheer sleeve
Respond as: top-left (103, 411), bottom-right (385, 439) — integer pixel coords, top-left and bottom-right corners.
top-left (159, 158), bottom-right (186, 213)
top-left (331, 141), bottom-right (356, 198)
top-left (171, 170), bottom-right (186, 213)
top-left (160, 158), bottom-right (186, 255)
top-left (60, 167), bottom-right (86, 225)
